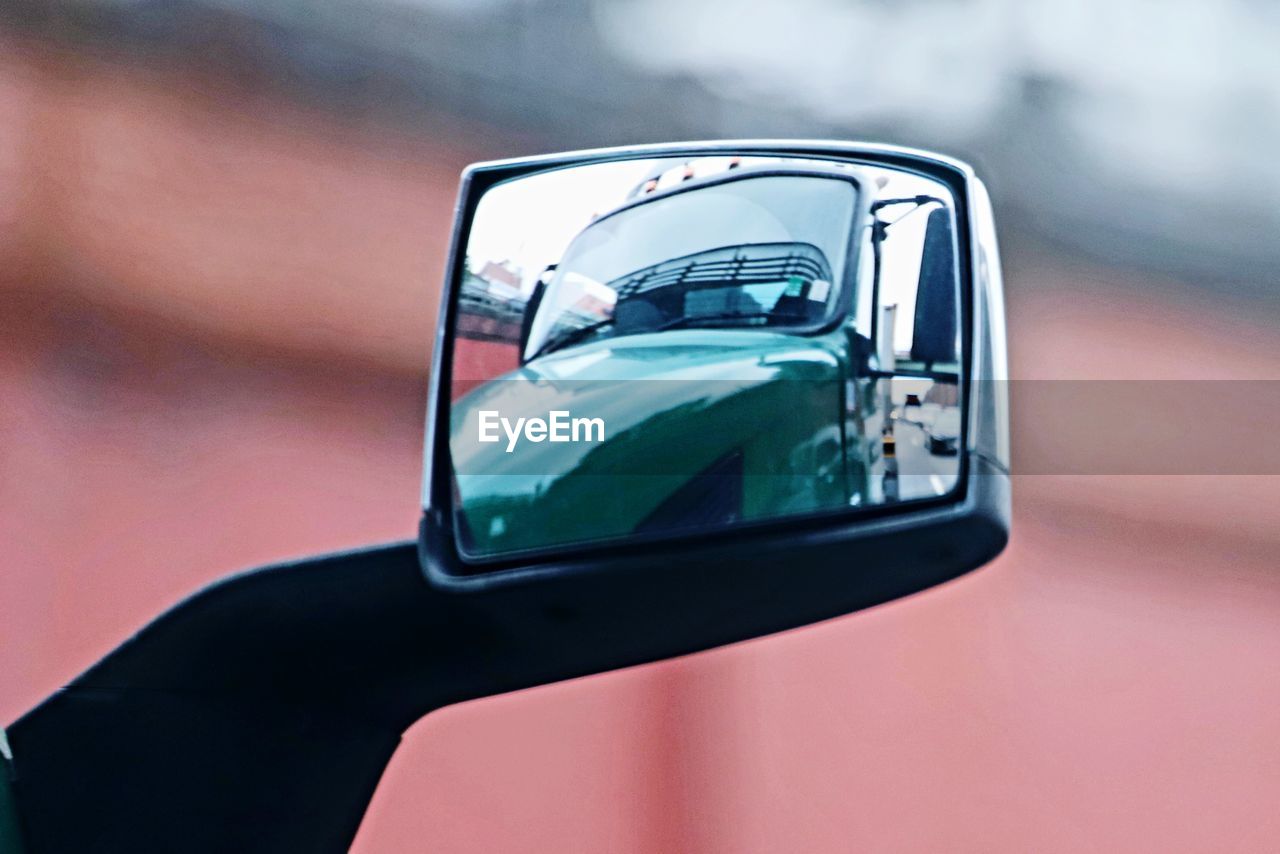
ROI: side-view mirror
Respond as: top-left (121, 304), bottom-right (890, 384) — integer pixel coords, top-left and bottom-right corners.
top-left (423, 140), bottom-right (1010, 670)
top-left (911, 206), bottom-right (959, 367)
top-left (6, 141), bottom-right (1009, 854)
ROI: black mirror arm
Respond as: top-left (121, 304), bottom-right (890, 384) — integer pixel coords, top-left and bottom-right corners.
top-left (6, 543), bottom-right (470, 854)
top-left (5, 540), bottom-right (806, 852)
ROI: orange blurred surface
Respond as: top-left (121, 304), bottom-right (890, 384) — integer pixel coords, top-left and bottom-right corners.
top-left (1, 39), bottom-right (1278, 853)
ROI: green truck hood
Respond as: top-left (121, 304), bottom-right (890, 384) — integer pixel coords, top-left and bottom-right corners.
top-left (451, 329), bottom-right (849, 555)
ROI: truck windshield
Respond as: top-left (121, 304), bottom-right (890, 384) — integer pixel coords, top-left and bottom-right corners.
top-left (524, 174), bottom-right (856, 360)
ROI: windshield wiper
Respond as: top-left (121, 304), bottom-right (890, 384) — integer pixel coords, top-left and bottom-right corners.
top-left (528, 318), bottom-right (615, 360)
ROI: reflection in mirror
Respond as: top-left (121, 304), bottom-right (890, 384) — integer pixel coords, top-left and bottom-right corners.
top-left (450, 155), bottom-right (962, 558)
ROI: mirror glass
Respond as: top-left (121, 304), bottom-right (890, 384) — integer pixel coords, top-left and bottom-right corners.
top-left (449, 155), bottom-right (962, 559)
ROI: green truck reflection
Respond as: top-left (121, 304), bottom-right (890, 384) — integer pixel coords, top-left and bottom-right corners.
top-left (451, 169), bottom-right (883, 556)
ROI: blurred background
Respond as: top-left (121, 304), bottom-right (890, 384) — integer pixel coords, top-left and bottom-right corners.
top-left (1, 1), bottom-right (1278, 851)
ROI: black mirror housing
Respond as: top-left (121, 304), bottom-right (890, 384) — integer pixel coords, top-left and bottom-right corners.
top-left (421, 140), bottom-right (1010, 673)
